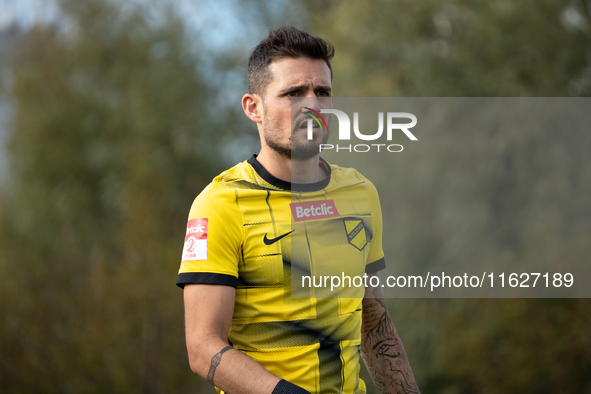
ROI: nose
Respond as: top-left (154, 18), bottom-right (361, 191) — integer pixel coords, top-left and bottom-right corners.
top-left (303, 90), bottom-right (321, 112)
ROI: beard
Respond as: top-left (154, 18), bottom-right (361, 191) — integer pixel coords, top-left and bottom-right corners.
top-left (264, 120), bottom-right (329, 160)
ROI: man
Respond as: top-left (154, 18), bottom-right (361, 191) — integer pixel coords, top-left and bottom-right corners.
top-left (177, 26), bottom-right (419, 394)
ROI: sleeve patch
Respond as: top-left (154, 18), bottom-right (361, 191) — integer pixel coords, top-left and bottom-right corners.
top-left (182, 218), bottom-right (208, 261)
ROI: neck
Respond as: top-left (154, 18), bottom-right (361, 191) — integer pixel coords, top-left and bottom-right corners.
top-left (256, 148), bottom-right (326, 184)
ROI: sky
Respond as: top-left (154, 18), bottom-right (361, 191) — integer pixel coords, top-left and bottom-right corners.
top-left (0, 0), bottom-right (297, 48)
top-left (0, 0), bottom-right (60, 29)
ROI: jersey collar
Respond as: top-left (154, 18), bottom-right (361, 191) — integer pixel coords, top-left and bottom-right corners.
top-left (247, 155), bottom-right (331, 192)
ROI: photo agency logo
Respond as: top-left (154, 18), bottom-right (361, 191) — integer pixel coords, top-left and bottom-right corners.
top-left (304, 107), bottom-right (418, 153)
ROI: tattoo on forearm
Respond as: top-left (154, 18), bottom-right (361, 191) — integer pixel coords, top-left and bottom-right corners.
top-left (206, 345), bottom-right (234, 385)
top-left (362, 284), bottom-right (420, 394)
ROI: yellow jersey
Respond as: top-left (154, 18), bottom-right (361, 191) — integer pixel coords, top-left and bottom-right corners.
top-left (178, 155), bottom-right (385, 394)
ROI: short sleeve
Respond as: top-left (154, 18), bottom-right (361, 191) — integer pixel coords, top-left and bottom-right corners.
top-left (176, 183), bottom-right (243, 288)
top-left (365, 180), bottom-right (386, 273)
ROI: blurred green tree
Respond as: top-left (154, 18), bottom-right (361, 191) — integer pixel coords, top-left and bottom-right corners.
top-left (305, 1), bottom-right (591, 393)
top-left (0, 0), bottom-right (229, 392)
top-left (308, 0), bottom-right (591, 97)
top-left (2, 0), bottom-right (590, 393)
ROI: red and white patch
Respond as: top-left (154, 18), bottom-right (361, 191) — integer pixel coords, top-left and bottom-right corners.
top-left (182, 218), bottom-right (208, 261)
top-left (290, 200), bottom-right (340, 222)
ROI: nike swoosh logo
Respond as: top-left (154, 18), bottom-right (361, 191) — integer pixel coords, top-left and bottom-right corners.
top-left (263, 230), bottom-right (294, 245)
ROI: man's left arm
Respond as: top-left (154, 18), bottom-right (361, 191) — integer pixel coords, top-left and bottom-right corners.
top-left (361, 272), bottom-right (420, 394)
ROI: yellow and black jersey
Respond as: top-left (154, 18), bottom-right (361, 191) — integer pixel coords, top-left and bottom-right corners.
top-left (177, 155), bottom-right (385, 394)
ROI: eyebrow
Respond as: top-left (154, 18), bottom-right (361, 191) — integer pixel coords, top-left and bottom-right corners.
top-left (279, 85), bottom-right (332, 95)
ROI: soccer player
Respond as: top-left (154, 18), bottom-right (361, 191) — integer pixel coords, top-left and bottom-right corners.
top-left (177, 26), bottom-right (420, 394)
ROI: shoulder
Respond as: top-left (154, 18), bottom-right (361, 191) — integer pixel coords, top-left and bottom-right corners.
top-left (188, 159), bottom-right (256, 219)
top-left (324, 162), bottom-right (382, 219)
top-left (195, 159), bottom-right (259, 198)
top-left (325, 161), bottom-right (379, 194)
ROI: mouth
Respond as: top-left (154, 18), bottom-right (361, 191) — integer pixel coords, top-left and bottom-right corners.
top-left (295, 116), bottom-right (324, 132)
top-left (295, 124), bottom-right (322, 140)
top-left (298, 123), bottom-right (321, 130)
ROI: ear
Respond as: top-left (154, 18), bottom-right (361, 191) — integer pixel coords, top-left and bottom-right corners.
top-left (242, 93), bottom-right (263, 123)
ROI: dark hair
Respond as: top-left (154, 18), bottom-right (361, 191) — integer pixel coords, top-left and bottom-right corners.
top-left (247, 26), bottom-right (335, 96)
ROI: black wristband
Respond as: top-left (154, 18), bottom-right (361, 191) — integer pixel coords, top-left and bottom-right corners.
top-left (272, 379), bottom-right (310, 394)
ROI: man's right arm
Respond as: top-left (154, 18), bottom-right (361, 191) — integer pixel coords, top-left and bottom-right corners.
top-left (184, 283), bottom-right (281, 393)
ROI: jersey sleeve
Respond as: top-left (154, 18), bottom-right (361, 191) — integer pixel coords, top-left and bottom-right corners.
top-left (176, 183), bottom-right (243, 288)
top-left (365, 180), bottom-right (386, 273)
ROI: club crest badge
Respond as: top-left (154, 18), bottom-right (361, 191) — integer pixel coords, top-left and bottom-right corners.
top-left (344, 219), bottom-right (367, 251)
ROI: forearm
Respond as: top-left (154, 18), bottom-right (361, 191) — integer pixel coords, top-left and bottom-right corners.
top-left (361, 287), bottom-right (420, 394)
top-left (184, 284), bottom-right (287, 393)
top-left (188, 336), bottom-right (280, 394)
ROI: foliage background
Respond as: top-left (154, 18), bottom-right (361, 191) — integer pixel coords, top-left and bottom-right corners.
top-left (0, 0), bottom-right (590, 393)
